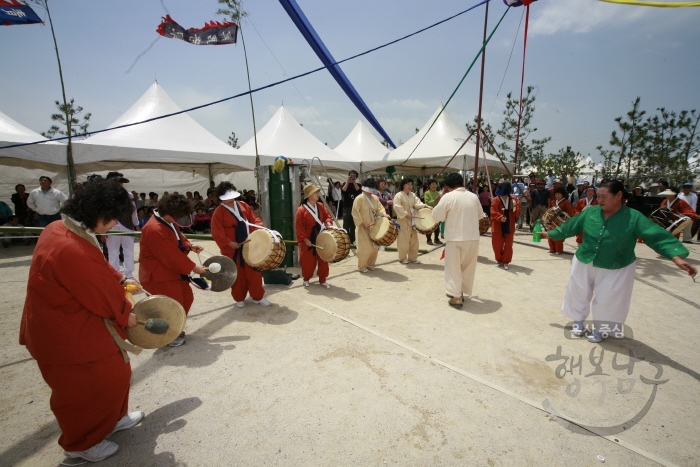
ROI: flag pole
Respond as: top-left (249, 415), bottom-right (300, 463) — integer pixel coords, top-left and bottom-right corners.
top-left (473, 1), bottom-right (489, 193)
top-left (239, 24), bottom-right (261, 196)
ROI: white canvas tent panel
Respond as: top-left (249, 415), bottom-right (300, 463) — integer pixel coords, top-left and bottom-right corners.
top-left (239, 107), bottom-right (361, 172)
top-left (0, 109), bottom-right (66, 165)
top-left (361, 106), bottom-right (513, 176)
top-left (72, 83), bottom-right (253, 169)
top-left (334, 120), bottom-right (389, 162)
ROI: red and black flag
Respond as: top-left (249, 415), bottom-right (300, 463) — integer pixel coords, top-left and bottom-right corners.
top-left (0, 0), bottom-right (42, 26)
top-left (156, 15), bottom-right (238, 45)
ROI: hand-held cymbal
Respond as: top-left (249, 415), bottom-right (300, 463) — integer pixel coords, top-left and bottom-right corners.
top-left (137, 318), bottom-right (170, 334)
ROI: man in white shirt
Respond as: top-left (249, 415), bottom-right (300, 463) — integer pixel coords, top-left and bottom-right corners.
top-left (26, 176), bottom-right (68, 227)
top-left (679, 182), bottom-right (698, 243)
top-left (544, 170), bottom-right (556, 189)
top-left (432, 173), bottom-right (482, 308)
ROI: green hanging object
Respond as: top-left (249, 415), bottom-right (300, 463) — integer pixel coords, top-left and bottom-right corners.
top-left (385, 166), bottom-right (396, 175)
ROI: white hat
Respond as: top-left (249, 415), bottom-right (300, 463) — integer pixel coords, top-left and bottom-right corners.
top-left (219, 189), bottom-right (241, 201)
top-left (658, 189), bottom-right (676, 196)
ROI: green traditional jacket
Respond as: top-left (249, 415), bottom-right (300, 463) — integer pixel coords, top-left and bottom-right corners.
top-left (424, 190), bottom-right (440, 207)
top-left (547, 205), bottom-right (688, 270)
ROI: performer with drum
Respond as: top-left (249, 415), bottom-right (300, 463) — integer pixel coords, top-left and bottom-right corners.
top-left (490, 182), bottom-right (521, 270)
top-left (351, 178), bottom-right (389, 273)
top-left (393, 178), bottom-right (431, 264)
top-left (211, 181), bottom-right (271, 308)
top-left (539, 180), bottom-right (696, 343)
top-left (140, 194), bottom-right (207, 347)
top-left (423, 179), bottom-right (442, 245)
top-left (547, 187), bottom-right (577, 255)
top-left (575, 186), bottom-right (597, 245)
top-left (21, 181), bottom-right (144, 462)
top-left (295, 184), bottom-right (334, 288)
top-left (658, 187), bottom-right (698, 238)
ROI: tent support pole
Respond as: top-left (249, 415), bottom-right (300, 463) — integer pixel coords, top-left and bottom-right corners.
top-left (438, 129), bottom-right (475, 176)
top-left (473, 1), bottom-right (489, 193)
top-left (208, 164), bottom-right (213, 183)
top-left (478, 130), bottom-right (511, 177)
top-left (240, 25), bottom-right (262, 199)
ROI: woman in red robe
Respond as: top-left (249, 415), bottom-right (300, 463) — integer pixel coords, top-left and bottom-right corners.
top-left (575, 187), bottom-right (598, 244)
top-left (548, 187), bottom-right (577, 255)
top-left (139, 194), bottom-right (206, 347)
top-left (20, 181), bottom-right (145, 463)
top-left (659, 187), bottom-right (698, 238)
top-left (490, 182), bottom-right (521, 270)
top-left (295, 184), bottom-right (334, 287)
top-left (211, 181), bottom-right (271, 307)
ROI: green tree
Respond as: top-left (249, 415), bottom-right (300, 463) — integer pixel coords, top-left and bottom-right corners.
top-left (549, 146), bottom-right (588, 176)
top-left (41, 98), bottom-right (91, 139)
top-left (638, 108), bottom-right (697, 187)
top-left (679, 109), bottom-right (700, 162)
top-left (216, 0), bottom-right (247, 21)
top-left (597, 97), bottom-right (646, 182)
top-left (227, 131), bottom-right (239, 148)
top-left (495, 86), bottom-right (551, 175)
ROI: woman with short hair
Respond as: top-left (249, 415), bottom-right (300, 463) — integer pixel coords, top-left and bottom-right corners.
top-left (20, 181), bottom-right (145, 462)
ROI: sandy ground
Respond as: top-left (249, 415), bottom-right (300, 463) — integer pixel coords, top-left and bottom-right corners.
top-left (0, 227), bottom-right (699, 467)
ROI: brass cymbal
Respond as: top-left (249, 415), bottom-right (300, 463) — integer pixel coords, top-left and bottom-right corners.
top-left (126, 295), bottom-right (186, 349)
top-left (202, 255), bottom-right (237, 292)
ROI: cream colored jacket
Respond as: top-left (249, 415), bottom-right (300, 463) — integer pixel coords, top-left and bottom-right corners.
top-left (393, 191), bottom-right (427, 219)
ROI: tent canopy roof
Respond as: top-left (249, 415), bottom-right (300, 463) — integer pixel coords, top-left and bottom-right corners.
top-left (0, 109), bottom-right (65, 165)
top-left (361, 106), bottom-right (513, 175)
top-left (239, 106), bottom-right (360, 171)
top-left (334, 120), bottom-right (389, 162)
top-left (73, 83), bottom-right (253, 169)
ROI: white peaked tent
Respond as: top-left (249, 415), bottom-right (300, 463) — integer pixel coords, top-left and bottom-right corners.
top-left (334, 120), bottom-right (389, 162)
top-left (361, 106), bottom-right (514, 176)
top-left (73, 82), bottom-right (253, 169)
top-left (0, 109), bottom-right (65, 165)
top-left (239, 107), bottom-right (360, 172)
top-left (0, 109), bottom-right (69, 207)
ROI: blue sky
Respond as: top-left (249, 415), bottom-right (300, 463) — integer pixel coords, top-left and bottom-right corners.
top-left (3, 0), bottom-right (699, 162)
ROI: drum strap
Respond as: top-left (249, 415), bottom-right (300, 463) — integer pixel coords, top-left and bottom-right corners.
top-left (303, 202), bottom-right (324, 256)
top-left (501, 196), bottom-right (511, 235)
top-left (104, 319), bottom-right (143, 363)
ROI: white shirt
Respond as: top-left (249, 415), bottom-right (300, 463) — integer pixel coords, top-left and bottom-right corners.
top-left (432, 188), bottom-right (481, 241)
top-left (27, 186), bottom-right (68, 215)
top-left (679, 191), bottom-right (698, 211)
top-left (332, 187), bottom-right (342, 202)
top-left (545, 175), bottom-right (556, 189)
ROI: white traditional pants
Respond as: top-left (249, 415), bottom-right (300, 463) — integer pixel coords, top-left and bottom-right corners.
top-left (106, 223), bottom-right (135, 278)
top-left (355, 226), bottom-right (379, 271)
top-left (444, 240), bottom-right (479, 298)
top-left (562, 257), bottom-right (636, 325)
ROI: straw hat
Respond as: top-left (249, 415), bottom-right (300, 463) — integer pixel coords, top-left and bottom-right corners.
top-left (303, 184), bottom-right (321, 199)
top-left (658, 189), bottom-right (677, 196)
top-left (219, 189), bottom-right (241, 201)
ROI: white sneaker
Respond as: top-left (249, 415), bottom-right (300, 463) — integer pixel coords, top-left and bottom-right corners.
top-left (303, 281), bottom-right (310, 287)
top-left (235, 301), bottom-right (245, 308)
top-left (368, 266), bottom-right (374, 271)
top-left (65, 439), bottom-right (119, 462)
top-left (319, 282), bottom-right (330, 289)
top-left (496, 263), bottom-right (503, 268)
top-left (412, 260), bottom-right (421, 264)
top-left (400, 260), bottom-right (409, 264)
top-left (360, 268), bottom-right (368, 273)
top-left (253, 298), bottom-right (271, 306)
top-left (109, 411), bottom-right (144, 436)
top-left (503, 264), bottom-right (509, 270)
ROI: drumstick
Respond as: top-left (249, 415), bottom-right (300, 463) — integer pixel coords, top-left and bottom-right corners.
top-left (311, 245), bottom-right (325, 250)
top-left (238, 239), bottom-right (251, 246)
top-left (136, 318), bottom-right (169, 334)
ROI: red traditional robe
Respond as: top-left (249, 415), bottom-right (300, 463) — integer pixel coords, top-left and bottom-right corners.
top-left (660, 198), bottom-right (698, 238)
top-left (139, 215), bottom-right (196, 313)
top-left (548, 198), bottom-right (577, 254)
top-left (20, 219), bottom-right (133, 451)
top-left (575, 197), bottom-right (598, 244)
top-left (211, 202), bottom-right (265, 302)
top-left (490, 195), bottom-right (521, 265)
top-left (295, 202), bottom-right (333, 282)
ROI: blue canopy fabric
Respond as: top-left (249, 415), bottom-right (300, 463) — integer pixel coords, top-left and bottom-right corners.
top-left (278, 0), bottom-right (396, 148)
top-left (0, 1), bottom-right (42, 26)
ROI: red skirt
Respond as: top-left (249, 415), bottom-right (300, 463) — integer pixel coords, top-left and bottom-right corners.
top-left (37, 351), bottom-right (130, 451)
